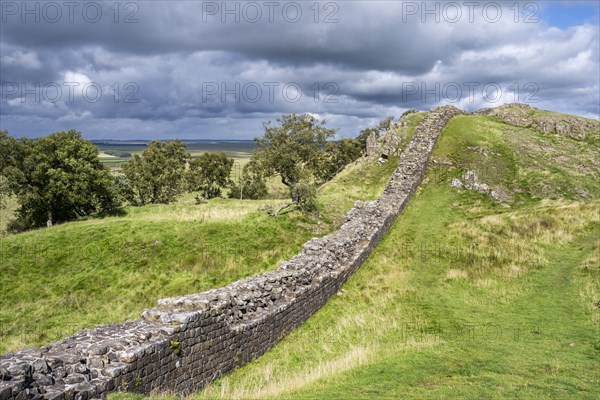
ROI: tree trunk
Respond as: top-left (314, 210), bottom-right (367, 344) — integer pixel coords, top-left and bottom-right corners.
top-left (47, 210), bottom-right (53, 227)
top-left (269, 201), bottom-right (296, 217)
top-left (281, 176), bottom-right (291, 187)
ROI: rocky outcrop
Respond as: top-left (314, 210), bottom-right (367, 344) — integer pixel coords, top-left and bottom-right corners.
top-left (0, 106), bottom-right (465, 400)
top-left (477, 103), bottom-right (600, 140)
top-left (451, 170), bottom-right (510, 202)
top-left (365, 110), bottom-right (420, 158)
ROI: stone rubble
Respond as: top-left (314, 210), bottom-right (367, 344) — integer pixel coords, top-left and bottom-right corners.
top-left (451, 170), bottom-right (510, 203)
top-left (0, 105), bottom-right (465, 400)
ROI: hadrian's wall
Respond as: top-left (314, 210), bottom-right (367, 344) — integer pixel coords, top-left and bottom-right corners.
top-left (0, 106), bottom-right (465, 400)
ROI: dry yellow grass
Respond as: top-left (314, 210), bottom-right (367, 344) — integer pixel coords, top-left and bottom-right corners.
top-left (446, 269), bottom-right (469, 280)
top-left (205, 347), bottom-right (373, 400)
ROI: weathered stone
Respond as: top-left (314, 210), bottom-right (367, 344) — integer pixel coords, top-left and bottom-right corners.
top-left (30, 374), bottom-right (52, 387)
top-left (478, 103), bottom-right (600, 140)
top-left (117, 352), bottom-right (137, 364)
top-left (63, 375), bottom-right (85, 385)
top-left (0, 368), bottom-right (10, 382)
top-left (51, 367), bottom-right (67, 379)
top-left (0, 384), bottom-right (12, 400)
top-left (59, 355), bottom-right (81, 366)
top-left (6, 365), bottom-right (30, 379)
top-left (42, 390), bottom-right (64, 400)
top-left (451, 178), bottom-right (463, 188)
top-left (30, 362), bottom-right (47, 375)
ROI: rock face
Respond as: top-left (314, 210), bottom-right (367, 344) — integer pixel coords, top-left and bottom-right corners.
top-left (477, 103), bottom-right (600, 140)
top-left (0, 106), bottom-right (465, 400)
top-left (366, 110), bottom-right (419, 158)
top-left (365, 131), bottom-right (380, 157)
top-left (451, 170), bottom-right (511, 203)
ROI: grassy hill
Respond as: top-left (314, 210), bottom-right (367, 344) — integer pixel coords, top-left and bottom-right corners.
top-left (110, 111), bottom-right (598, 399)
top-left (0, 119), bottom-right (422, 353)
top-left (2, 109), bottom-right (598, 399)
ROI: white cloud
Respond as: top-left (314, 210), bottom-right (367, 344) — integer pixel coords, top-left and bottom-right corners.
top-left (63, 71), bottom-right (92, 86)
top-left (1, 50), bottom-right (42, 69)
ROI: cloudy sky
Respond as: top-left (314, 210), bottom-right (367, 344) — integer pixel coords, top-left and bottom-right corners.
top-left (0, 0), bottom-right (598, 139)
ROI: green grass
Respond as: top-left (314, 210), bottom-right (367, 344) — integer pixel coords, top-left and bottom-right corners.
top-left (434, 115), bottom-right (600, 202)
top-left (109, 113), bottom-right (599, 400)
top-left (0, 156), bottom-right (403, 353)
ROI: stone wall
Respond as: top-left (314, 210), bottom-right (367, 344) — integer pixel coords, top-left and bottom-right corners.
top-left (0, 106), bottom-right (465, 400)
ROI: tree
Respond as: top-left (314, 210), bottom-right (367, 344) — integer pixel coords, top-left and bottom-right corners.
top-left (252, 114), bottom-right (336, 213)
top-left (187, 152), bottom-right (234, 199)
top-left (228, 159), bottom-right (268, 200)
top-left (0, 131), bottom-right (19, 210)
top-left (254, 113), bottom-right (336, 189)
top-left (111, 174), bottom-right (135, 206)
top-left (291, 179), bottom-right (318, 212)
top-left (3, 130), bottom-right (117, 230)
top-left (316, 138), bottom-right (363, 182)
top-left (122, 140), bottom-right (190, 205)
top-left (356, 116), bottom-right (394, 152)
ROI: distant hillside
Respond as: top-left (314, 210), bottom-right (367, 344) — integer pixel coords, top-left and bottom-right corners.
top-left (478, 103), bottom-right (599, 143)
top-left (93, 140), bottom-right (258, 160)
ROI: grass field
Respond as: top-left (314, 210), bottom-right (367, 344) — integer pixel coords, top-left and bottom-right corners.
top-left (110, 114), bottom-right (599, 400)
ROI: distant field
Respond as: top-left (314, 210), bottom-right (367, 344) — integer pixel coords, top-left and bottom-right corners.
top-left (95, 140), bottom-right (257, 176)
top-left (95, 140), bottom-right (256, 161)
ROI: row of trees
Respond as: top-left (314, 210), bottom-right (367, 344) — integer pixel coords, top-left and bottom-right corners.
top-left (117, 142), bottom-right (239, 205)
top-left (118, 113), bottom-right (366, 213)
top-left (0, 131), bottom-right (242, 231)
top-left (1, 113), bottom-right (392, 231)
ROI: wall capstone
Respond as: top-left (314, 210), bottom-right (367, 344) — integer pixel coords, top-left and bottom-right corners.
top-left (0, 105), bottom-right (465, 400)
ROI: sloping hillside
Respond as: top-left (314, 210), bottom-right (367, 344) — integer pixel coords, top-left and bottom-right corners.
top-left (123, 109), bottom-right (600, 400)
top-left (0, 117), bottom-right (422, 354)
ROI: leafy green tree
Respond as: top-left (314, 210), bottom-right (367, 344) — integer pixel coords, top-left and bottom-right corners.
top-left (291, 179), bottom-right (318, 212)
top-left (0, 131), bottom-right (16, 209)
top-left (316, 138), bottom-right (363, 182)
top-left (253, 114), bottom-right (336, 213)
top-left (187, 152), bottom-right (234, 199)
top-left (254, 113), bottom-right (336, 188)
top-left (228, 159), bottom-right (268, 200)
top-left (356, 116), bottom-right (394, 152)
top-left (3, 130), bottom-right (116, 230)
top-left (122, 140), bottom-right (190, 205)
top-left (110, 174), bottom-right (135, 206)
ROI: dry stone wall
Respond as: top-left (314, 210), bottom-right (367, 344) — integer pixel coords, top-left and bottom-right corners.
top-left (0, 106), bottom-right (465, 400)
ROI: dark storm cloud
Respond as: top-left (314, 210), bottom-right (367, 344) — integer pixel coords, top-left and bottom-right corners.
top-left (0, 1), bottom-right (598, 138)
top-left (0, 2), bottom-right (461, 72)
